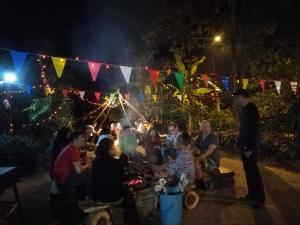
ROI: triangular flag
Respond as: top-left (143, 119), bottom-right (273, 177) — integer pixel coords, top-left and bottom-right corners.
top-left (152, 94), bottom-right (157, 102)
top-left (259, 80), bottom-right (266, 92)
top-left (62, 89), bottom-right (68, 98)
top-left (79, 91), bottom-right (85, 99)
top-left (10, 50), bottom-right (27, 74)
top-left (290, 81), bottom-right (297, 94)
top-left (177, 95), bottom-right (182, 101)
top-left (242, 79), bottom-right (249, 89)
top-left (144, 85), bottom-right (152, 95)
top-left (148, 69), bottom-right (160, 87)
top-left (221, 77), bottom-right (230, 91)
top-left (95, 92), bottom-right (101, 101)
top-left (88, 62), bottom-right (101, 81)
top-left (120, 66), bottom-right (132, 83)
top-left (51, 57), bottom-right (67, 78)
top-left (274, 81), bottom-right (281, 94)
top-left (124, 93), bottom-right (130, 101)
top-left (201, 74), bottom-right (209, 87)
top-left (174, 72), bottom-right (185, 90)
top-left (137, 94), bottom-right (144, 102)
top-left (45, 87), bottom-right (49, 96)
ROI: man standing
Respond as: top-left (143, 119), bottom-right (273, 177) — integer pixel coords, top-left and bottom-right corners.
top-left (194, 120), bottom-right (220, 179)
top-left (234, 89), bottom-right (265, 208)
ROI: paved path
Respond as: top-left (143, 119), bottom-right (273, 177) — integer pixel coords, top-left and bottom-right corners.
top-left (1, 153), bottom-right (300, 225)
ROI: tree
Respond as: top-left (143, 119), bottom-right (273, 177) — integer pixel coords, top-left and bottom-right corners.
top-left (144, 0), bottom-right (229, 132)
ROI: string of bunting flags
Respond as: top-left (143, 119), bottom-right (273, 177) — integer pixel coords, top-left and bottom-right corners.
top-left (1, 48), bottom-right (299, 104)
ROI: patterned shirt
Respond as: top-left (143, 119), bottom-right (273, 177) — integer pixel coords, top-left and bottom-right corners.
top-left (167, 146), bottom-right (195, 184)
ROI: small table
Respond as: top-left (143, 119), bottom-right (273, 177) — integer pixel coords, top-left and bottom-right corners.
top-left (0, 167), bottom-right (24, 225)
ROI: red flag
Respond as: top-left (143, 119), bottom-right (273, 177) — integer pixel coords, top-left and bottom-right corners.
top-left (88, 62), bottom-right (101, 81)
top-left (95, 92), bottom-right (101, 101)
top-left (148, 69), bottom-right (160, 87)
top-left (259, 80), bottom-right (266, 92)
top-left (201, 74), bottom-right (209, 87)
top-left (124, 93), bottom-right (130, 101)
top-left (62, 89), bottom-right (68, 98)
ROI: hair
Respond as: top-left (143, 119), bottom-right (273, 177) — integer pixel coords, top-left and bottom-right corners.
top-left (168, 122), bottom-right (178, 128)
top-left (177, 132), bottom-right (191, 146)
top-left (234, 89), bottom-right (249, 98)
top-left (100, 126), bottom-right (111, 135)
top-left (123, 125), bottom-right (131, 131)
top-left (49, 127), bottom-right (71, 155)
top-left (199, 120), bottom-right (211, 126)
top-left (69, 131), bottom-right (85, 142)
top-left (96, 138), bottom-right (114, 156)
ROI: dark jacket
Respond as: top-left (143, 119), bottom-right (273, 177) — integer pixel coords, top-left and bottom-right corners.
top-left (91, 154), bottom-right (125, 203)
top-left (239, 102), bottom-right (260, 152)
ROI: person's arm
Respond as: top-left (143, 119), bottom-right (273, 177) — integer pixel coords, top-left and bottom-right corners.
top-left (199, 144), bottom-right (217, 160)
top-left (73, 161), bottom-right (90, 174)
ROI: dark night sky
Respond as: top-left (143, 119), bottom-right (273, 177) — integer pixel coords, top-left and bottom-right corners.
top-left (0, 0), bottom-right (156, 63)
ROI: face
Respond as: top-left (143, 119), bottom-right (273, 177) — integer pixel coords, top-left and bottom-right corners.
top-left (168, 125), bottom-right (178, 135)
top-left (74, 134), bottom-right (86, 148)
top-left (149, 129), bottom-right (156, 137)
top-left (200, 121), bottom-right (211, 135)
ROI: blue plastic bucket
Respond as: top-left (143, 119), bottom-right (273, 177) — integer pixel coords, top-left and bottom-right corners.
top-left (159, 187), bottom-right (183, 225)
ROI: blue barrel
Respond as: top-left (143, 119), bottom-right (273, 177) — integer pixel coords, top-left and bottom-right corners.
top-left (159, 187), bottom-right (183, 225)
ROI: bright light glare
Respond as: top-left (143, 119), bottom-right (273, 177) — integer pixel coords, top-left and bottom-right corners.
top-left (213, 35), bottom-right (222, 43)
top-left (4, 72), bottom-right (17, 82)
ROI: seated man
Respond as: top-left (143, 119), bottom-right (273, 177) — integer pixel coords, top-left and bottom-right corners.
top-left (91, 138), bottom-right (125, 203)
top-left (194, 120), bottom-right (220, 179)
top-left (53, 131), bottom-right (91, 193)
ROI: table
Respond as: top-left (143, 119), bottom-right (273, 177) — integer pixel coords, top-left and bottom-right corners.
top-left (0, 167), bottom-right (24, 225)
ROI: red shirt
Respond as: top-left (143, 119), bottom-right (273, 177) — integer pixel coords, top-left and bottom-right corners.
top-left (53, 144), bottom-right (80, 183)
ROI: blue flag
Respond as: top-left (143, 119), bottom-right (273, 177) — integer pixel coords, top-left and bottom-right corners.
top-left (10, 50), bottom-right (27, 74)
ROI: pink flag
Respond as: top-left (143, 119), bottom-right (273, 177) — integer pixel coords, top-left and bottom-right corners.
top-left (95, 92), bottom-right (101, 101)
top-left (259, 80), bottom-right (266, 92)
top-left (62, 89), bottom-right (68, 98)
top-left (88, 62), bottom-right (101, 81)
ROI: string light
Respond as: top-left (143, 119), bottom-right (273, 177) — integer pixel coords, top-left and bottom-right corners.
top-left (22, 101), bottom-right (67, 128)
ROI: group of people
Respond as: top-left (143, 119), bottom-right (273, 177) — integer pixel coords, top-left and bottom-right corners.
top-left (48, 88), bottom-right (266, 209)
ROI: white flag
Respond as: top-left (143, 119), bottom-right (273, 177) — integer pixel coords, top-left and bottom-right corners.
top-left (79, 91), bottom-right (85, 99)
top-left (120, 66), bottom-right (132, 83)
top-left (290, 81), bottom-right (297, 94)
top-left (177, 95), bottom-right (182, 101)
top-left (274, 81), bottom-right (281, 94)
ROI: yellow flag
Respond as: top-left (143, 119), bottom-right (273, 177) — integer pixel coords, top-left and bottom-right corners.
top-left (242, 79), bottom-right (249, 89)
top-left (144, 85), bottom-right (152, 95)
top-left (152, 94), bottom-right (157, 102)
top-left (51, 57), bottom-right (67, 78)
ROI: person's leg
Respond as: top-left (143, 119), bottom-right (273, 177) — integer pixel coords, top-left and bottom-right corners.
top-left (247, 152), bottom-right (265, 202)
top-left (241, 154), bottom-right (255, 198)
top-left (194, 157), bottom-right (203, 180)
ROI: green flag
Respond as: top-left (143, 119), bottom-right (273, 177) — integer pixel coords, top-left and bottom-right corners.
top-left (175, 72), bottom-right (185, 90)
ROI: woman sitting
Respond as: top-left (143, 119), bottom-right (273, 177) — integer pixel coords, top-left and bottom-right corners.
top-left (167, 132), bottom-right (195, 185)
top-left (91, 138), bottom-right (125, 203)
top-left (144, 127), bottom-right (162, 164)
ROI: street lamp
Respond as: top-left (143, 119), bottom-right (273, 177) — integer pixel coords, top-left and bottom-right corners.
top-left (213, 35), bottom-right (222, 43)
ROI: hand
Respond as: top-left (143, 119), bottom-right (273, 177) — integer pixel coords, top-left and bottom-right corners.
top-left (243, 151), bottom-right (253, 158)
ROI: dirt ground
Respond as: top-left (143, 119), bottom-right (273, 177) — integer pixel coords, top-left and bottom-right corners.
top-left (1, 152), bottom-right (300, 225)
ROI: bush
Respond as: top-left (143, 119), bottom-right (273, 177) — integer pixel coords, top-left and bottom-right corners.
top-left (0, 134), bottom-right (50, 173)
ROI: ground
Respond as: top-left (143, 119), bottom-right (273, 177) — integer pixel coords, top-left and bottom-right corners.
top-left (1, 152), bottom-right (300, 225)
